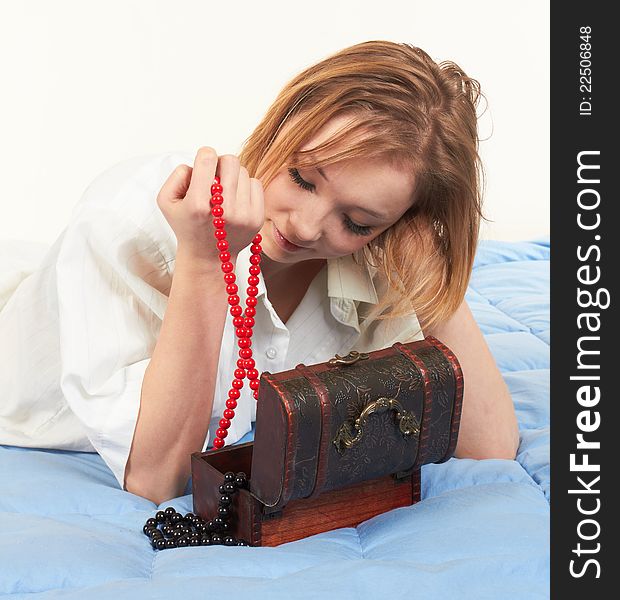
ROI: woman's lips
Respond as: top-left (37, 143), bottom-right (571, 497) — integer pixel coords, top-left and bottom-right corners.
top-left (273, 223), bottom-right (304, 252)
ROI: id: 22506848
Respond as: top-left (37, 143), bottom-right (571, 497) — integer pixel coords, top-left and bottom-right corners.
top-left (579, 26), bottom-right (592, 116)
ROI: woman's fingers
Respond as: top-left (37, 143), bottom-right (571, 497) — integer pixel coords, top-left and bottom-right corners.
top-left (249, 177), bottom-right (265, 231)
top-left (186, 146), bottom-right (219, 203)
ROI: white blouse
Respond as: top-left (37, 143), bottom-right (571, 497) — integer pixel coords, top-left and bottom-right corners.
top-left (0, 151), bottom-right (424, 492)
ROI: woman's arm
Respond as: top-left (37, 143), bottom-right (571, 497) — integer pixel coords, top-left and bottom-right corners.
top-left (124, 249), bottom-right (230, 504)
top-left (423, 299), bottom-right (520, 460)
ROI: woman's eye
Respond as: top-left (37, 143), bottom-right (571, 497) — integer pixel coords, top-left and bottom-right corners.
top-left (288, 167), bottom-right (373, 236)
top-left (288, 168), bottom-right (315, 192)
top-left (343, 215), bottom-right (373, 236)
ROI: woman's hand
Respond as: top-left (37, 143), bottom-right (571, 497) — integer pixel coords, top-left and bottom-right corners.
top-left (156, 147), bottom-right (265, 263)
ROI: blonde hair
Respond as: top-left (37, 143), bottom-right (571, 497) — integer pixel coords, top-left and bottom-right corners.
top-left (239, 40), bottom-right (485, 333)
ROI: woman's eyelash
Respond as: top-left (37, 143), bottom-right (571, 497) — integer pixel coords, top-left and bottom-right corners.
top-left (288, 167), bottom-right (315, 192)
top-left (287, 167), bottom-right (373, 237)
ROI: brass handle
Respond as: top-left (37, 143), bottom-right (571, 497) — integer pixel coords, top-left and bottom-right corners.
top-left (328, 351), bottom-right (369, 366)
top-left (332, 397), bottom-right (420, 454)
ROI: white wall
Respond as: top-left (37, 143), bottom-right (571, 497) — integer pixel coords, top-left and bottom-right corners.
top-left (0, 0), bottom-right (549, 244)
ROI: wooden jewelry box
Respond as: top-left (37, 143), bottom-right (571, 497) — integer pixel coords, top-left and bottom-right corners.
top-left (191, 336), bottom-right (463, 546)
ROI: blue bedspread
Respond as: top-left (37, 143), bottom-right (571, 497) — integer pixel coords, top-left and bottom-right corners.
top-left (0, 239), bottom-right (550, 599)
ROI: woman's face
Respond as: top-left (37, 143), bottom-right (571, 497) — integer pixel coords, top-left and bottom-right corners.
top-left (258, 115), bottom-right (416, 265)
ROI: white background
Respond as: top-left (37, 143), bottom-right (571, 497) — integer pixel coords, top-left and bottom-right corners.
top-left (0, 0), bottom-right (549, 244)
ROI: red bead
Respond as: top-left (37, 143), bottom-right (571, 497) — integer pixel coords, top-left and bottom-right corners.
top-left (249, 254), bottom-right (261, 265)
top-left (248, 276), bottom-right (259, 286)
top-left (249, 379), bottom-right (260, 390)
top-left (253, 234), bottom-right (262, 244)
top-left (211, 206), bottom-right (224, 218)
top-left (223, 409), bottom-right (235, 420)
top-left (247, 368), bottom-right (259, 380)
top-left (214, 228), bottom-right (227, 240)
top-left (251, 244), bottom-right (262, 254)
top-left (228, 389), bottom-right (240, 399)
top-left (232, 379), bottom-right (244, 389)
top-left (213, 437), bottom-right (225, 449)
top-left (246, 297), bottom-right (257, 308)
top-left (213, 175), bottom-right (220, 184)
top-left (213, 218), bottom-right (226, 229)
top-left (224, 272), bottom-right (236, 284)
top-left (243, 358), bottom-right (255, 369)
top-left (233, 316), bottom-right (244, 327)
top-left (244, 306), bottom-right (256, 317)
top-left (219, 251), bottom-right (231, 263)
top-left (247, 286), bottom-right (258, 297)
top-left (226, 398), bottom-right (237, 410)
top-left (253, 390), bottom-right (259, 400)
top-left (236, 358), bottom-right (245, 369)
top-left (249, 265), bottom-right (261, 276)
top-left (217, 240), bottom-right (229, 251)
top-left (210, 194), bottom-right (223, 205)
top-left (216, 428), bottom-right (228, 439)
top-left (244, 317), bottom-right (255, 328)
top-left (239, 348), bottom-right (252, 359)
top-left (234, 368), bottom-right (246, 379)
top-left (230, 305), bottom-right (242, 317)
top-left (244, 329), bottom-right (253, 338)
top-left (227, 284), bottom-right (238, 295)
top-left (211, 183), bottom-right (223, 194)
top-left (219, 418), bottom-right (231, 429)
top-left (221, 262), bottom-right (233, 273)
top-left (235, 328), bottom-right (247, 338)
top-left (238, 338), bottom-right (251, 349)
top-left (228, 295), bottom-right (239, 306)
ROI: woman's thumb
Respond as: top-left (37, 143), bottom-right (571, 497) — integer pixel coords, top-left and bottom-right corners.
top-left (158, 164), bottom-right (192, 204)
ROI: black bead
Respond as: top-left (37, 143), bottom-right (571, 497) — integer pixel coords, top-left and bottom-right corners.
top-left (223, 482), bottom-right (236, 494)
top-left (145, 518), bottom-right (157, 528)
top-left (235, 474), bottom-right (248, 489)
top-left (236, 539), bottom-right (249, 546)
top-left (177, 537), bottom-right (189, 547)
top-left (161, 524), bottom-right (173, 536)
top-left (219, 521), bottom-right (231, 532)
top-left (152, 531), bottom-right (163, 540)
top-left (143, 524), bottom-right (154, 535)
top-left (155, 510), bottom-right (166, 524)
top-left (218, 494), bottom-right (232, 506)
top-left (224, 471), bottom-right (236, 482)
top-left (224, 535), bottom-right (236, 546)
top-left (217, 506), bottom-right (231, 519)
top-left (165, 539), bottom-right (178, 549)
top-left (195, 522), bottom-right (206, 533)
top-left (236, 471), bottom-right (248, 480)
top-left (189, 537), bottom-right (201, 546)
top-left (211, 534), bottom-right (223, 545)
top-left (212, 516), bottom-right (226, 529)
top-left (170, 513), bottom-right (183, 525)
top-left (184, 512), bottom-right (195, 521)
top-left (164, 507), bottom-right (176, 517)
top-left (156, 539), bottom-right (167, 550)
top-left (201, 535), bottom-right (213, 546)
top-left (218, 483), bottom-right (228, 494)
top-left (172, 530), bottom-right (184, 539)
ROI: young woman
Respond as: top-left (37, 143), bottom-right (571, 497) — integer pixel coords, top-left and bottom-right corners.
top-left (0, 41), bottom-right (519, 504)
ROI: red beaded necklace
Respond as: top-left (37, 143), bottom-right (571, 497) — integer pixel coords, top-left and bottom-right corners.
top-left (209, 175), bottom-right (262, 450)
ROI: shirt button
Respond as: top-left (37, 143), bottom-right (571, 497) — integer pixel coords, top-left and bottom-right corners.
top-left (265, 347), bottom-right (278, 359)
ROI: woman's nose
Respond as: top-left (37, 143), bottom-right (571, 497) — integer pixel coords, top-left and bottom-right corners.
top-left (290, 207), bottom-right (325, 245)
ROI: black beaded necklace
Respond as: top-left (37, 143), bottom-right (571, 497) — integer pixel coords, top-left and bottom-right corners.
top-left (142, 471), bottom-right (250, 549)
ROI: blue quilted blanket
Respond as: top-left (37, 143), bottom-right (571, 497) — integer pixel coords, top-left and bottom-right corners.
top-left (0, 239), bottom-right (550, 599)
